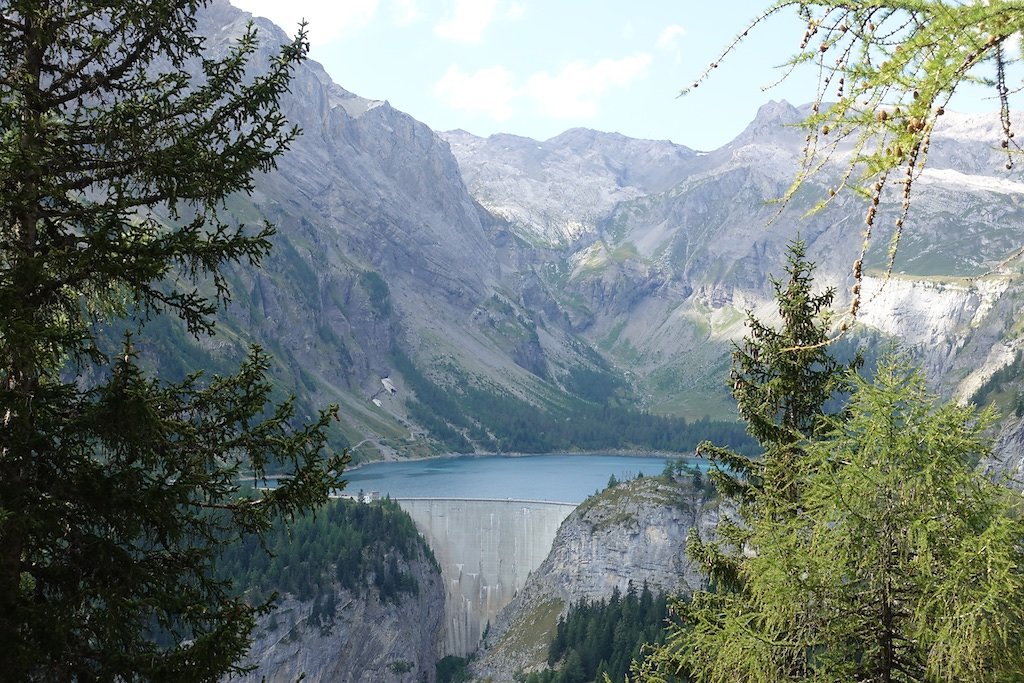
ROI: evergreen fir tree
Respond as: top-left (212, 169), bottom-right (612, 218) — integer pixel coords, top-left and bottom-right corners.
top-left (634, 240), bottom-right (851, 682)
top-left (636, 249), bottom-right (1024, 682)
top-left (663, 359), bottom-right (1024, 682)
top-left (0, 1), bottom-right (346, 678)
top-left (690, 239), bottom-right (852, 590)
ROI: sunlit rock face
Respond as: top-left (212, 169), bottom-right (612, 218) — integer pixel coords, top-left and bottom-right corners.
top-left (471, 477), bottom-right (718, 682)
top-left (185, 2), bottom-right (1024, 456)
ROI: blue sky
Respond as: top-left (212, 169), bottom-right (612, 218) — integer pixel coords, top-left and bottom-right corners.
top-left (231, 0), bottom-right (998, 150)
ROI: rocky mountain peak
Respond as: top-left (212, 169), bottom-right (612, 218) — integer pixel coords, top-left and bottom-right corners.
top-left (729, 99), bottom-right (809, 148)
top-left (168, 2), bottom-right (1024, 461)
top-left (753, 98), bottom-right (803, 123)
top-left (440, 127), bottom-right (696, 245)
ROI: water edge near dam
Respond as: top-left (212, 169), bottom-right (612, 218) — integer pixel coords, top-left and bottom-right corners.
top-left (344, 452), bottom-right (703, 503)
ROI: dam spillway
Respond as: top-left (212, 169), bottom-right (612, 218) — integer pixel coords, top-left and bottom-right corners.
top-left (396, 498), bottom-right (576, 657)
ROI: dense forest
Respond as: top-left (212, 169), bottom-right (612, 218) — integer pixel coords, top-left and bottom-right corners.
top-left (218, 498), bottom-right (436, 621)
top-left (514, 584), bottom-right (685, 683)
top-left (393, 350), bottom-right (758, 456)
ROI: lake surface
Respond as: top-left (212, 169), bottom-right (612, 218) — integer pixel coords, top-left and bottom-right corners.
top-left (342, 453), bottom-right (703, 504)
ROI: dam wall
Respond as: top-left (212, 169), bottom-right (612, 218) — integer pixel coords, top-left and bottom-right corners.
top-left (396, 498), bottom-right (576, 657)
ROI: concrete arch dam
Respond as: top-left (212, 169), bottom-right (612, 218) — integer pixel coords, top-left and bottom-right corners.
top-left (396, 498), bottom-right (576, 657)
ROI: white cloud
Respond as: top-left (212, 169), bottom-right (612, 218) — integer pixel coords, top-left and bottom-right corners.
top-left (232, 0), bottom-right (379, 44)
top-left (523, 54), bottom-right (652, 119)
top-left (391, 0), bottom-right (422, 26)
top-left (433, 65), bottom-right (519, 121)
top-left (435, 0), bottom-right (499, 43)
top-left (435, 54), bottom-right (652, 125)
top-left (656, 24), bottom-right (686, 51)
top-left (656, 24), bottom-right (686, 63)
top-left (505, 2), bottom-right (526, 21)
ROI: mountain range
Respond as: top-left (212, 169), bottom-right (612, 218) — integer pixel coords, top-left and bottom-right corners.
top-left (160, 1), bottom-right (1024, 462)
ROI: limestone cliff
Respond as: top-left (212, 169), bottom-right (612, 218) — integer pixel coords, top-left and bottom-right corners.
top-left (233, 549), bottom-right (444, 683)
top-left (177, 3), bottom-right (1024, 455)
top-left (447, 101), bottom-right (1024, 417)
top-left (470, 476), bottom-right (716, 681)
top-left (986, 415), bottom-right (1024, 490)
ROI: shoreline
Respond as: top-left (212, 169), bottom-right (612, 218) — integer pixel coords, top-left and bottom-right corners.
top-left (343, 448), bottom-right (695, 473)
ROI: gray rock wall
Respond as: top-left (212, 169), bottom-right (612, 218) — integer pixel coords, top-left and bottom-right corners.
top-left (233, 549), bottom-right (444, 683)
top-left (472, 477), bottom-right (718, 681)
top-left (986, 414), bottom-right (1024, 489)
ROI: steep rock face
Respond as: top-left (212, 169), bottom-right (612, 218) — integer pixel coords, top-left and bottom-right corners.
top-left (471, 477), bottom-right (717, 681)
top-left (180, 1), bottom-right (1024, 448)
top-left (447, 98), bottom-right (1024, 413)
top-left (234, 551), bottom-right (444, 683)
top-left (442, 128), bottom-right (696, 245)
top-left (203, 0), bottom-right (497, 313)
top-left (533, 478), bottom-right (715, 596)
top-left (183, 2), bottom-right (614, 458)
top-left (857, 275), bottom-right (1014, 386)
top-left (989, 415), bottom-right (1024, 489)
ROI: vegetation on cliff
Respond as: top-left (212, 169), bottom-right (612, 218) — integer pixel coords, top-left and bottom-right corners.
top-left (219, 498), bottom-right (436, 614)
top-left (393, 350), bottom-right (756, 455)
top-left (518, 583), bottom-right (675, 683)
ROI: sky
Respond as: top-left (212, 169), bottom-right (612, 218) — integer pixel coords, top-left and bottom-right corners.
top-left (230, 0), bottom-right (1000, 151)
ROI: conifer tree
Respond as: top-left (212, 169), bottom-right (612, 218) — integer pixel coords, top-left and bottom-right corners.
top-left (689, 239), bottom-right (851, 590)
top-left (653, 359), bottom-right (1024, 683)
top-left (635, 252), bottom-right (1024, 682)
top-left (737, 359), bottom-right (1024, 682)
top-left (0, 1), bottom-right (346, 679)
top-left (633, 241), bottom-right (849, 682)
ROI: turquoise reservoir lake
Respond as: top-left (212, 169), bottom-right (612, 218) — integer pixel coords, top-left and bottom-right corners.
top-left (341, 453), bottom-right (703, 504)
